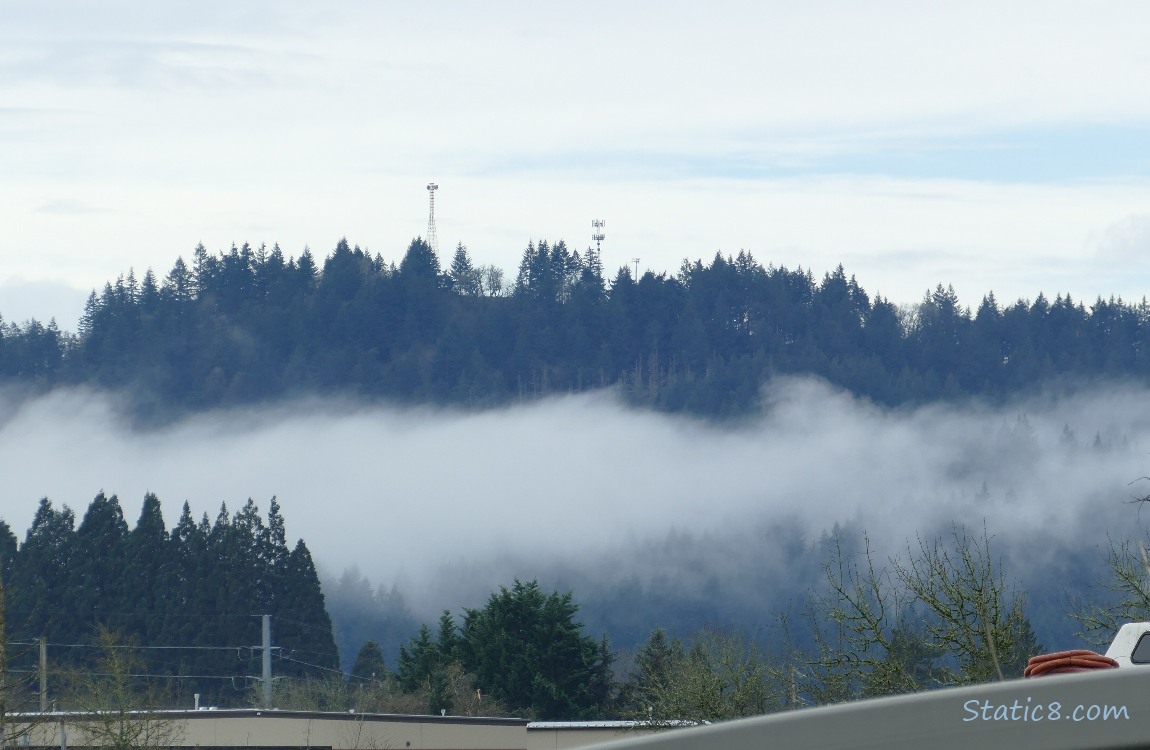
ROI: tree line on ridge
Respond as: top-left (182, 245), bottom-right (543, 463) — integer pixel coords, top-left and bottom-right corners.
top-left (1, 236), bottom-right (1148, 421)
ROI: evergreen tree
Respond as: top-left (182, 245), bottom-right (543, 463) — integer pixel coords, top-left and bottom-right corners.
top-left (296, 249), bottom-right (319, 292)
top-left (78, 291), bottom-right (100, 340)
top-left (448, 244), bottom-right (479, 296)
top-left (229, 498), bottom-right (267, 611)
top-left (140, 269), bottom-right (160, 312)
top-left (276, 540), bottom-right (339, 675)
top-left (398, 237), bottom-right (441, 282)
top-left (9, 498), bottom-right (76, 640)
top-left (461, 579), bottom-right (610, 719)
top-left (161, 257), bottom-right (193, 304)
top-left (396, 625), bottom-right (438, 693)
top-left (436, 610), bottom-right (461, 663)
top-left (124, 493), bottom-right (171, 641)
top-left (191, 243), bottom-right (215, 297)
top-left (262, 497), bottom-right (290, 605)
top-left (350, 640), bottom-right (387, 684)
top-left (0, 522), bottom-right (15, 584)
top-left (626, 627), bottom-right (682, 714)
top-left (632, 629), bottom-right (772, 723)
top-left (325, 568), bottom-right (419, 674)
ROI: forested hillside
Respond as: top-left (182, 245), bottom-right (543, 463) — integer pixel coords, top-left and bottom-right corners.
top-left (0, 494), bottom-right (1137, 721)
top-left (2, 237), bottom-right (1148, 421)
top-left (0, 493), bottom-right (337, 707)
top-left (1, 237), bottom-right (1148, 719)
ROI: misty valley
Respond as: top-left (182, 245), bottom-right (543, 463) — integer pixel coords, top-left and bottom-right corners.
top-left (2, 239), bottom-right (1150, 721)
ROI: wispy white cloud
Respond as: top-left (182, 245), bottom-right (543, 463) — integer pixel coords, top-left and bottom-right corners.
top-left (1091, 213), bottom-right (1150, 263)
top-left (32, 198), bottom-right (108, 215)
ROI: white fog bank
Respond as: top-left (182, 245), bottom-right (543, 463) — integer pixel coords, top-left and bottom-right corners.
top-left (0, 379), bottom-right (1146, 616)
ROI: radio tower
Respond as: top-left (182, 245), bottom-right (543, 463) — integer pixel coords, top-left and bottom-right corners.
top-left (587, 219), bottom-right (606, 281)
top-left (426, 182), bottom-right (440, 255)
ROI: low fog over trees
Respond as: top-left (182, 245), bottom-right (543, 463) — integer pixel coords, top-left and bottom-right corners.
top-left (4, 237), bottom-right (1150, 720)
top-left (0, 490), bottom-right (1148, 721)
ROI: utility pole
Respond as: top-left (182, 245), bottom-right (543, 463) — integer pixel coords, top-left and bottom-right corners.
top-left (0, 572), bottom-right (6, 750)
top-left (262, 615), bottom-right (272, 709)
top-left (39, 637), bottom-right (46, 712)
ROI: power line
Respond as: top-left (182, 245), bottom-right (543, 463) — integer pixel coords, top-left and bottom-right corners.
top-left (12, 617), bottom-right (339, 702)
top-left (275, 655), bottom-right (350, 679)
top-left (36, 642), bottom-right (261, 652)
top-left (57, 671), bottom-right (254, 681)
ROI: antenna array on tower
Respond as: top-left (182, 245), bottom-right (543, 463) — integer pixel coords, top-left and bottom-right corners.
top-left (426, 182), bottom-right (440, 256)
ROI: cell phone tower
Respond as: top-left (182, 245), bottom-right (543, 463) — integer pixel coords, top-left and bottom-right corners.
top-left (426, 182), bottom-right (440, 256)
top-left (591, 219), bottom-right (605, 255)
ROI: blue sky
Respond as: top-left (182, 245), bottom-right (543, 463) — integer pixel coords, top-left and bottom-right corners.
top-left (2, 1), bottom-right (1150, 329)
top-left (488, 124), bottom-right (1150, 182)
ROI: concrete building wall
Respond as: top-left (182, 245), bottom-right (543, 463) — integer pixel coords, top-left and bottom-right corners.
top-left (526, 722), bottom-right (659, 750)
top-left (22, 710), bottom-right (528, 750)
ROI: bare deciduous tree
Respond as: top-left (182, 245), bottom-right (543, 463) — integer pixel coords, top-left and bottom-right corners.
top-left (634, 628), bottom-right (776, 726)
top-left (797, 524), bottom-right (1036, 705)
top-left (1074, 534), bottom-right (1150, 646)
top-left (797, 533), bottom-right (931, 704)
top-left (0, 572), bottom-right (47, 749)
top-left (266, 663), bottom-right (507, 718)
top-left (895, 525), bottom-right (1032, 683)
top-left (67, 627), bottom-right (183, 750)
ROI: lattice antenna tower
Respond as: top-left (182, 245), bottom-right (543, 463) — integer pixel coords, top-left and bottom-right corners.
top-left (426, 182), bottom-right (440, 256)
top-left (591, 219), bottom-right (605, 255)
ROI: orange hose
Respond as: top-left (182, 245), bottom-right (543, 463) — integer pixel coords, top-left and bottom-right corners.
top-left (1024, 650), bottom-right (1118, 677)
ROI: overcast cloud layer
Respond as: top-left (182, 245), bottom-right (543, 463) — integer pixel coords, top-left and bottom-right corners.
top-left (3, 2), bottom-right (1150, 330)
top-left (1, 379), bottom-right (1147, 620)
